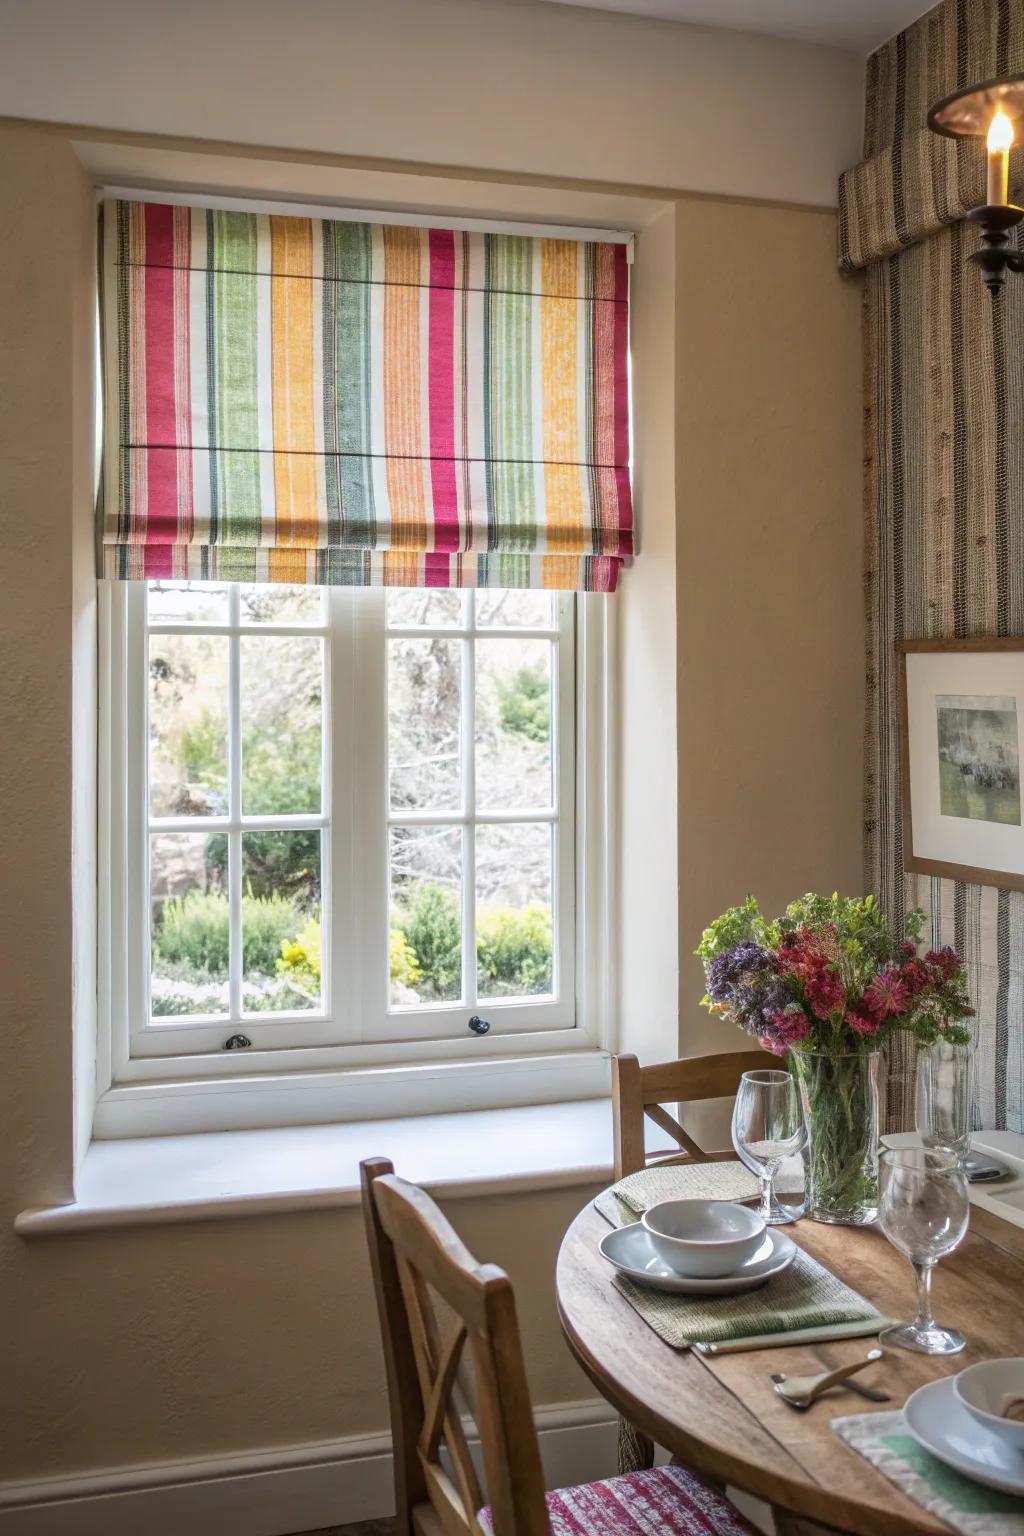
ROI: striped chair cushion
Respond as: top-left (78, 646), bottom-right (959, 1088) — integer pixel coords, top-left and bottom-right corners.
top-left (479, 1464), bottom-right (756, 1535)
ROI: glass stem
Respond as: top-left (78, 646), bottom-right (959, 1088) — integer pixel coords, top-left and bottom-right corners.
top-left (912, 1261), bottom-right (936, 1331)
top-left (759, 1171), bottom-right (774, 1222)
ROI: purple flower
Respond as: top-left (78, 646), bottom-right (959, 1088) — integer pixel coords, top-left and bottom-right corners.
top-left (706, 941), bottom-right (776, 1003)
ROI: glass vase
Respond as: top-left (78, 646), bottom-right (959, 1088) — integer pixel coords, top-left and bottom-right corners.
top-left (790, 1049), bottom-right (881, 1225)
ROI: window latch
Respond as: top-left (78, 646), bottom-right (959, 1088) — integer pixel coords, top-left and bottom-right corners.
top-left (223, 1033), bottom-right (252, 1050)
top-left (467, 1015), bottom-right (491, 1036)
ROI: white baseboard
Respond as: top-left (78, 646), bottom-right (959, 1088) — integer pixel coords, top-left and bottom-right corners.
top-left (0, 1400), bottom-right (618, 1536)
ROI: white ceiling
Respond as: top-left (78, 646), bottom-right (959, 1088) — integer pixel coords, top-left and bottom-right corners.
top-left (539, 0), bottom-right (934, 53)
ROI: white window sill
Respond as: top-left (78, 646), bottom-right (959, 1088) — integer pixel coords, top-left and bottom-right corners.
top-left (14, 1098), bottom-right (614, 1237)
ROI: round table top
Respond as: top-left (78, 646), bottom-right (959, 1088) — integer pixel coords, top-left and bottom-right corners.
top-left (556, 1194), bottom-right (1024, 1536)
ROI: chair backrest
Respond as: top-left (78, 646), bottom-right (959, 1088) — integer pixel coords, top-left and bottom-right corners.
top-left (611, 1049), bottom-right (776, 1179)
top-left (360, 1157), bottom-right (551, 1536)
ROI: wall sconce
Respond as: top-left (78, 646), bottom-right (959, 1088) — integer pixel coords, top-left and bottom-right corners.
top-left (928, 74), bottom-right (1024, 294)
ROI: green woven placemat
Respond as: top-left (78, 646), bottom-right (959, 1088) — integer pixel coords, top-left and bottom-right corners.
top-left (613, 1246), bottom-right (883, 1349)
top-left (594, 1162), bottom-right (760, 1229)
top-left (833, 1412), bottom-right (1024, 1535)
top-left (593, 1159), bottom-right (804, 1229)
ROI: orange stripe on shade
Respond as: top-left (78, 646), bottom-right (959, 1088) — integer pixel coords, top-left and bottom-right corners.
top-left (541, 239), bottom-right (579, 299)
top-left (541, 240), bottom-right (585, 553)
top-left (270, 217), bottom-right (318, 546)
top-left (541, 555), bottom-right (581, 589)
top-left (382, 550), bottom-right (422, 586)
top-left (383, 228), bottom-right (427, 548)
top-left (267, 547), bottom-right (310, 584)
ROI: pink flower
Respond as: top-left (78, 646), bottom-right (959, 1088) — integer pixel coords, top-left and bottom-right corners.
top-left (899, 959), bottom-right (930, 997)
top-left (900, 941), bottom-right (917, 959)
top-left (846, 1007), bottom-right (881, 1036)
top-left (925, 947), bottom-right (961, 980)
top-left (758, 1034), bottom-right (789, 1057)
top-left (803, 965), bottom-right (846, 1020)
top-left (773, 1008), bottom-right (811, 1045)
top-left (863, 968), bottom-right (909, 1019)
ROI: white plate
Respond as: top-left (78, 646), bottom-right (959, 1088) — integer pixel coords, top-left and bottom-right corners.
top-left (599, 1222), bottom-right (796, 1294)
top-left (904, 1376), bottom-right (1024, 1497)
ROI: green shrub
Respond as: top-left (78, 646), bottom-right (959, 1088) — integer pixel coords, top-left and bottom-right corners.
top-left (205, 830), bottom-right (321, 909)
top-left (154, 889), bottom-right (303, 978)
top-left (497, 663), bottom-right (550, 743)
top-left (389, 927), bottom-right (422, 989)
top-left (392, 883), bottom-right (462, 1001)
top-left (391, 883), bottom-right (553, 999)
top-left (276, 917), bottom-right (321, 991)
top-left (477, 903), bottom-right (553, 995)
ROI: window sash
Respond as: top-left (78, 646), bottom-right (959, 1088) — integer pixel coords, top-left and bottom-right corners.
top-left (106, 584), bottom-right (577, 1063)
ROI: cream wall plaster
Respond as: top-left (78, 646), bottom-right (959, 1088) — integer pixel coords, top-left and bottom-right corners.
top-left (0, 125), bottom-right (94, 1210)
top-left (0, 0), bottom-right (864, 207)
top-left (673, 198), bottom-right (864, 1138)
top-left (0, 50), bottom-right (863, 1481)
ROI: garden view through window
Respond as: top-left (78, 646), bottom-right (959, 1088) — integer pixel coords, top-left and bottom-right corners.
top-left (139, 581), bottom-right (574, 1054)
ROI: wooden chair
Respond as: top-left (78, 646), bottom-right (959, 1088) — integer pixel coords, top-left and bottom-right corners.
top-left (360, 1156), bottom-right (756, 1536)
top-left (612, 1049), bottom-right (777, 1180)
top-left (610, 1048), bottom-right (774, 1473)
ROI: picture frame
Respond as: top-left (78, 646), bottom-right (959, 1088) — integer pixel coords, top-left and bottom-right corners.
top-left (899, 638), bottom-right (1024, 892)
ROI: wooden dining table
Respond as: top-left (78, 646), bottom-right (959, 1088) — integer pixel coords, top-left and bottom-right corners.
top-left (556, 1195), bottom-right (1024, 1536)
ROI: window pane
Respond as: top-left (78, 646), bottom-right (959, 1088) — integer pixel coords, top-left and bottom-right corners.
top-left (149, 634), bottom-right (229, 817)
top-left (147, 581), bottom-right (229, 625)
top-left (475, 590), bottom-right (554, 629)
top-left (241, 636), bottom-right (323, 815)
top-left (150, 832), bottom-right (229, 1016)
top-left (476, 823), bottom-right (553, 999)
top-left (242, 831), bottom-right (322, 1014)
top-left (239, 584), bottom-right (324, 625)
top-left (387, 588), bottom-right (466, 627)
top-left (389, 825), bottom-right (462, 1006)
top-left (475, 638), bottom-right (553, 810)
top-left (388, 638), bottom-right (462, 811)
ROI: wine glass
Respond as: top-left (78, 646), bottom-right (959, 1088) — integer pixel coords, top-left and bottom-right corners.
top-left (731, 1069), bottom-right (806, 1226)
top-left (877, 1146), bottom-right (969, 1355)
top-left (916, 1037), bottom-right (973, 1164)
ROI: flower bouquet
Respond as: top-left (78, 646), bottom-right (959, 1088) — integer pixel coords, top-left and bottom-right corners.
top-left (696, 894), bottom-right (973, 1224)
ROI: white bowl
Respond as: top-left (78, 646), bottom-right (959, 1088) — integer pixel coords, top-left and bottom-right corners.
top-left (640, 1199), bottom-right (766, 1278)
top-left (954, 1360), bottom-right (1024, 1451)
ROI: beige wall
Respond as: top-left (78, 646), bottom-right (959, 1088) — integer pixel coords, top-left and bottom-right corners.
top-left (0, 95), bottom-right (862, 1488)
top-left (6, 1189), bottom-right (600, 1478)
top-left (0, 126), bottom-right (95, 1214)
top-left (0, 0), bottom-right (863, 207)
top-left (674, 198), bottom-right (865, 1072)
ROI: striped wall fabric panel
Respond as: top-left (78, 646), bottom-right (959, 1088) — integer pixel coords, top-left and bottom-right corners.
top-left (858, 0), bottom-right (1024, 1134)
top-left (841, 0), bottom-right (1024, 271)
top-left (101, 200), bottom-right (632, 592)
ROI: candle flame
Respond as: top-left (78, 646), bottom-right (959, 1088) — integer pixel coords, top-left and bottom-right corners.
top-left (988, 110), bottom-right (1015, 153)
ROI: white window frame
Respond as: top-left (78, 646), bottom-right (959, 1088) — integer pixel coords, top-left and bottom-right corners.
top-left (95, 583), bottom-right (614, 1137)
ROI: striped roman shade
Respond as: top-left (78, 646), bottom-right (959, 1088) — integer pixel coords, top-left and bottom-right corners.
top-left (100, 198), bottom-right (633, 591)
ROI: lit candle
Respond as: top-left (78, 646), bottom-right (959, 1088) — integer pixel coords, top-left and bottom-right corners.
top-left (987, 109), bottom-right (1014, 206)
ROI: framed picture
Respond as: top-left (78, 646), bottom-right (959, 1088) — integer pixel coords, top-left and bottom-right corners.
top-left (900, 638), bottom-right (1024, 891)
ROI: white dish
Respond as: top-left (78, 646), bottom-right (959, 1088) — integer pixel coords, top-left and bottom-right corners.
top-left (600, 1222), bottom-right (795, 1295)
top-left (641, 1198), bottom-right (767, 1278)
top-left (955, 1359), bottom-right (1024, 1451)
top-left (904, 1376), bottom-right (1024, 1496)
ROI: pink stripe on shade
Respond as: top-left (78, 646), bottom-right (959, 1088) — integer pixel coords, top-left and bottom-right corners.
top-left (143, 204), bottom-right (179, 571)
top-left (427, 230), bottom-right (459, 551)
top-left (423, 552), bottom-right (450, 587)
top-left (611, 257), bottom-right (629, 474)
